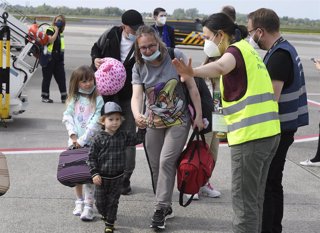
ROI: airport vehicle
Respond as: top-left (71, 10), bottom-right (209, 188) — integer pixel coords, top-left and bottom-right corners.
top-left (0, 0), bottom-right (43, 122)
top-left (166, 19), bottom-right (204, 46)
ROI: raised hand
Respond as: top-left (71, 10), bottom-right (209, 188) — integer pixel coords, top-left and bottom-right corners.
top-left (172, 57), bottom-right (194, 82)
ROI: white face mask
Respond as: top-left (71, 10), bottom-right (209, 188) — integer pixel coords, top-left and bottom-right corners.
top-left (79, 85), bottom-right (96, 95)
top-left (142, 49), bottom-right (161, 62)
top-left (203, 39), bottom-right (221, 57)
top-left (248, 31), bottom-right (261, 49)
top-left (157, 16), bottom-right (167, 25)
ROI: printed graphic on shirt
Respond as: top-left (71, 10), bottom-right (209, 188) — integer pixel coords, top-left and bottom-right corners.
top-left (146, 79), bottom-right (185, 128)
top-left (74, 98), bottom-right (94, 134)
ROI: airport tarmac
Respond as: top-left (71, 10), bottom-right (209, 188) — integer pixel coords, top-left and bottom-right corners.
top-left (0, 23), bottom-right (320, 232)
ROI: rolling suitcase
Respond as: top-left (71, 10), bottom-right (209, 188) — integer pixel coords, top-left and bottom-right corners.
top-left (0, 152), bottom-right (10, 196)
top-left (57, 147), bottom-right (92, 187)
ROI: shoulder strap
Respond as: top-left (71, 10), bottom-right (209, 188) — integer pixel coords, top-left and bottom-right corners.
top-left (123, 45), bottom-right (135, 66)
top-left (167, 47), bottom-right (175, 60)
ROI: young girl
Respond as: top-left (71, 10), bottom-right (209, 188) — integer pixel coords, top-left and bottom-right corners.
top-left (87, 102), bottom-right (146, 233)
top-left (62, 65), bottom-right (104, 221)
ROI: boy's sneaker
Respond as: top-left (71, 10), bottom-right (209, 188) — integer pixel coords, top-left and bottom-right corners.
top-left (150, 208), bottom-right (165, 229)
top-left (41, 98), bottom-right (53, 103)
top-left (104, 225), bottom-right (114, 233)
top-left (80, 205), bottom-right (94, 221)
top-left (121, 185), bottom-right (132, 195)
top-left (199, 183), bottom-right (221, 198)
top-left (185, 193), bottom-right (199, 200)
top-left (72, 200), bottom-right (83, 216)
top-left (164, 206), bottom-right (174, 220)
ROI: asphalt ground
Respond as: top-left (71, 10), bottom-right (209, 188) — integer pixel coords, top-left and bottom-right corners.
top-left (0, 22), bottom-right (320, 232)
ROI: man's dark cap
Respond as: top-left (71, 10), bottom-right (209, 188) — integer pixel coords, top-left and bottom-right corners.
top-left (121, 9), bottom-right (144, 31)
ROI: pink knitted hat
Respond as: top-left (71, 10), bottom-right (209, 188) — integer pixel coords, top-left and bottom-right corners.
top-left (95, 57), bottom-right (126, 96)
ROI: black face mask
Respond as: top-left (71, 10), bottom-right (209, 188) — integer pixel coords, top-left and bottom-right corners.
top-left (55, 20), bottom-right (64, 28)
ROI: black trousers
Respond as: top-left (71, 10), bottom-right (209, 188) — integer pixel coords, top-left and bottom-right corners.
top-left (261, 131), bottom-right (295, 233)
top-left (311, 123), bottom-right (320, 162)
top-left (41, 58), bottom-right (67, 100)
top-left (95, 176), bottom-right (122, 223)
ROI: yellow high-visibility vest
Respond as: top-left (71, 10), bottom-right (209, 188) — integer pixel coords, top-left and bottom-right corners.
top-left (220, 40), bottom-right (280, 146)
top-left (46, 26), bottom-right (64, 54)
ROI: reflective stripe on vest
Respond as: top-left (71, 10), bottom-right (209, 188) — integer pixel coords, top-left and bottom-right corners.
top-left (264, 40), bottom-right (309, 130)
top-left (46, 26), bottom-right (65, 54)
top-left (223, 93), bottom-right (276, 115)
top-left (220, 40), bottom-right (280, 146)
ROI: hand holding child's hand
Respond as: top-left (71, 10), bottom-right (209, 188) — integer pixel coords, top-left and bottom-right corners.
top-left (93, 175), bottom-right (102, 186)
top-left (135, 114), bottom-right (147, 129)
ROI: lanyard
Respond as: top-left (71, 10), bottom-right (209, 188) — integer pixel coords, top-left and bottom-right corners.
top-left (264, 36), bottom-right (285, 59)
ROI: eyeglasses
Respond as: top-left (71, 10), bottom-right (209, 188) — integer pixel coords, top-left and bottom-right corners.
top-left (139, 44), bottom-right (157, 53)
top-left (248, 28), bottom-right (258, 36)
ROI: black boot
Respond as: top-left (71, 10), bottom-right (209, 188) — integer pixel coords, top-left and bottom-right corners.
top-left (311, 123), bottom-right (320, 162)
top-left (121, 172), bottom-right (132, 195)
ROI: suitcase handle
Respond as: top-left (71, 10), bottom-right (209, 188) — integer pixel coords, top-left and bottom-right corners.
top-left (61, 160), bottom-right (87, 168)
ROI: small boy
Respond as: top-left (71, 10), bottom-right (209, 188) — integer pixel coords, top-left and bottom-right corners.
top-left (87, 102), bottom-right (146, 233)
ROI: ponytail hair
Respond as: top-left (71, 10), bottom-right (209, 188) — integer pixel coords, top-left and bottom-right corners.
top-left (235, 25), bottom-right (248, 41)
top-left (202, 13), bottom-right (248, 42)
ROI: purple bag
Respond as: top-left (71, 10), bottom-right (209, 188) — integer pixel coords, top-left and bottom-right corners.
top-left (57, 147), bottom-right (92, 187)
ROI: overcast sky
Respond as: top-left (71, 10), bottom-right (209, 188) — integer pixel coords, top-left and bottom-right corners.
top-left (11, 0), bottom-right (320, 20)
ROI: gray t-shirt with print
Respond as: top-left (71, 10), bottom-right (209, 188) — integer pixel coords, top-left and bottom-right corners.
top-left (132, 48), bottom-right (190, 128)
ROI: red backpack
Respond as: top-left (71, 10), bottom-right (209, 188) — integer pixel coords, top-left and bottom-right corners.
top-left (177, 130), bottom-right (215, 207)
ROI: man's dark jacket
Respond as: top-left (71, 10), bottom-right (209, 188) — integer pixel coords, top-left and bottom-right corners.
top-left (91, 26), bottom-right (135, 102)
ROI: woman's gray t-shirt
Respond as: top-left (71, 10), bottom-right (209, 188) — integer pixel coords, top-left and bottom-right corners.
top-left (132, 49), bottom-right (190, 128)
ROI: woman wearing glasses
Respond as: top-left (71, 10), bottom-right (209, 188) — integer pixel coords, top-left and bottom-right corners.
top-left (131, 25), bottom-right (203, 230)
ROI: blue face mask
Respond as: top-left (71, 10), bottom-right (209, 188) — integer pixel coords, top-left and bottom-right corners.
top-left (142, 49), bottom-right (161, 62)
top-left (78, 85), bottom-right (96, 95)
top-left (55, 20), bottom-right (64, 28)
top-left (127, 33), bottom-right (136, 41)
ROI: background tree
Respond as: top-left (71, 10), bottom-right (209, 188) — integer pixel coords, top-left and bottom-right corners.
top-left (6, 4), bottom-right (320, 32)
top-left (172, 8), bottom-right (185, 20)
top-left (185, 8), bottom-right (199, 20)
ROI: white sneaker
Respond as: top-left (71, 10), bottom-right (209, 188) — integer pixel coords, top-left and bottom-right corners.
top-left (185, 193), bottom-right (199, 200)
top-left (199, 183), bottom-right (221, 198)
top-left (300, 159), bottom-right (320, 167)
top-left (80, 205), bottom-right (94, 221)
top-left (72, 200), bottom-right (83, 216)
